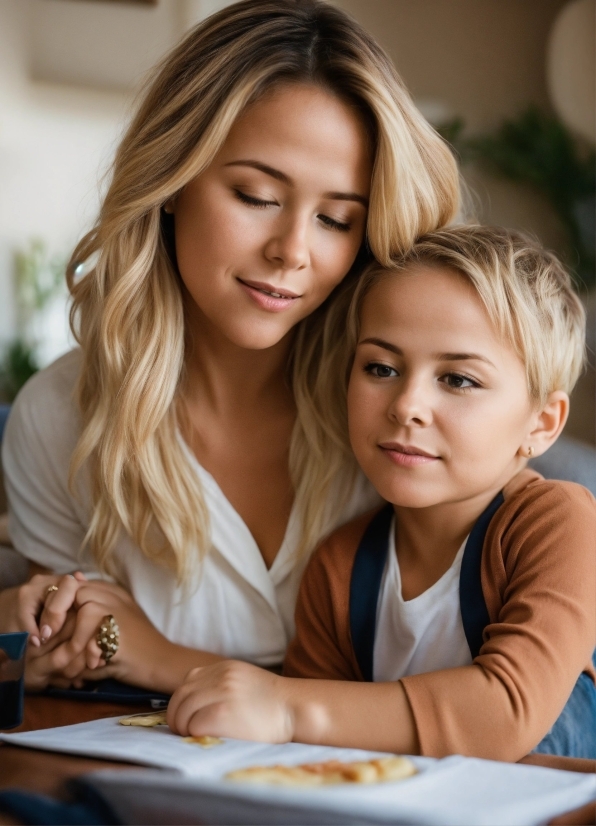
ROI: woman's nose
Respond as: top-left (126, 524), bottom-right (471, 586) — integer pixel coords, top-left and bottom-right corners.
top-left (388, 379), bottom-right (433, 427)
top-left (264, 214), bottom-right (310, 271)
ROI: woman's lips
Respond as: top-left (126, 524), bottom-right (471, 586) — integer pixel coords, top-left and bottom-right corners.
top-left (379, 442), bottom-right (440, 467)
top-left (237, 278), bottom-right (301, 312)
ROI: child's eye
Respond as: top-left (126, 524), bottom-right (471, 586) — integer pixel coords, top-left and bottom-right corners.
top-left (364, 362), bottom-right (398, 379)
top-left (234, 190), bottom-right (277, 208)
top-left (318, 214), bottom-right (351, 233)
top-left (440, 372), bottom-right (479, 391)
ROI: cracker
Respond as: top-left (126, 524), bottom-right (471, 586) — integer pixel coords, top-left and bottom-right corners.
top-left (182, 735), bottom-right (224, 748)
top-left (118, 711), bottom-right (168, 727)
top-left (226, 755), bottom-right (417, 786)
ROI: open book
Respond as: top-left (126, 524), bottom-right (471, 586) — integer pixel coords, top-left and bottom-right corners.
top-left (2, 716), bottom-right (595, 825)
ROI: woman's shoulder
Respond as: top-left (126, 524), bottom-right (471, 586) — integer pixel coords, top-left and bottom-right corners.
top-left (14, 348), bottom-right (81, 408)
top-left (8, 349), bottom-right (81, 428)
top-left (4, 349), bottom-right (82, 464)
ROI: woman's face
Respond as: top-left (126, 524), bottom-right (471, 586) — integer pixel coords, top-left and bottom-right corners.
top-left (172, 83), bottom-right (372, 350)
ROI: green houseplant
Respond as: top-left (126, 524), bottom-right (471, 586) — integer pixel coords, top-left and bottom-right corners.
top-left (0, 240), bottom-right (66, 402)
top-left (440, 107), bottom-right (596, 291)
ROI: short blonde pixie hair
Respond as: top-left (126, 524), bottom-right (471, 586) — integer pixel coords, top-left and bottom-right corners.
top-left (347, 225), bottom-right (586, 405)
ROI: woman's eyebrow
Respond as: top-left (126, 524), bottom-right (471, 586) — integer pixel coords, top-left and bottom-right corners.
top-left (224, 160), bottom-right (368, 206)
top-left (226, 159), bottom-right (291, 184)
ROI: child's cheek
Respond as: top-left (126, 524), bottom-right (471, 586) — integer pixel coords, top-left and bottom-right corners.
top-left (347, 378), bottom-right (377, 463)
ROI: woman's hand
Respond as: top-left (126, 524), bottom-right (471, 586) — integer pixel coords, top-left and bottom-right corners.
top-left (61, 580), bottom-right (171, 689)
top-left (20, 579), bottom-right (166, 691)
top-left (167, 660), bottom-right (295, 743)
top-left (0, 571), bottom-right (86, 646)
top-left (24, 610), bottom-right (83, 691)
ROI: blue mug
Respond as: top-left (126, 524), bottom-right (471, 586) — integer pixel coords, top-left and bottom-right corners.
top-left (0, 632), bottom-right (28, 730)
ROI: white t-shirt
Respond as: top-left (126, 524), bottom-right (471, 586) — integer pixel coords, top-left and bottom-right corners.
top-left (373, 517), bottom-right (472, 682)
top-left (3, 349), bottom-right (380, 667)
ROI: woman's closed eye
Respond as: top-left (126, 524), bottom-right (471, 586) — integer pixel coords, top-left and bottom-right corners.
top-left (364, 362), bottom-right (398, 379)
top-left (234, 189), bottom-right (352, 232)
top-left (318, 214), bottom-right (351, 232)
top-left (234, 189), bottom-right (277, 208)
top-left (440, 372), bottom-right (481, 391)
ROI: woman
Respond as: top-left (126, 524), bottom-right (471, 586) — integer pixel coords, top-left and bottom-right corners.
top-left (0, 0), bottom-right (459, 692)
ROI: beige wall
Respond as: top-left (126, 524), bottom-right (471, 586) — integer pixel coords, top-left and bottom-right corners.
top-left (334, 0), bottom-right (594, 445)
top-left (335, 0), bottom-right (567, 132)
top-left (332, 0), bottom-right (570, 235)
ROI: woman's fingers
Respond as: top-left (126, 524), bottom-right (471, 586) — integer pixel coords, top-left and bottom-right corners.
top-left (74, 580), bottom-right (132, 608)
top-left (15, 574), bottom-right (62, 640)
top-left (85, 635), bottom-right (105, 670)
top-left (53, 601), bottom-right (106, 665)
top-left (38, 574), bottom-right (82, 642)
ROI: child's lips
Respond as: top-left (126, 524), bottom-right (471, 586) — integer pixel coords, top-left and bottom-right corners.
top-left (378, 442), bottom-right (440, 467)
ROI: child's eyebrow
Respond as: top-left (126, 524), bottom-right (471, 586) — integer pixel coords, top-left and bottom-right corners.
top-left (358, 339), bottom-right (497, 370)
top-left (359, 337), bottom-right (402, 355)
top-left (438, 352), bottom-right (497, 369)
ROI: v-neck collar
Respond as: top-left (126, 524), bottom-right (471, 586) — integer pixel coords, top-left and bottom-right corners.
top-left (179, 437), bottom-right (298, 612)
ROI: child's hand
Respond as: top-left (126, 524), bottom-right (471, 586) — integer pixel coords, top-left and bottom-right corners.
top-left (167, 661), bottom-right (295, 743)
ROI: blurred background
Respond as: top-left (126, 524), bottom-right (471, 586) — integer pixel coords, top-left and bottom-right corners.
top-left (0, 0), bottom-right (594, 444)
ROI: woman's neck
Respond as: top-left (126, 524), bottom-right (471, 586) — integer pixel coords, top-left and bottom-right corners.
top-left (179, 301), bottom-right (297, 567)
top-left (182, 302), bottom-right (295, 415)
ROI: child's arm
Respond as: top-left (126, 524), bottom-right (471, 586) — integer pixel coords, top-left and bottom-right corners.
top-left (397, 481), bottom-right (596, 761)
top-left (167, 660), bottom-right (419, 753)
top-left (168, 483), bottom-right (595, 762)
top-left (283, 515), bottom-right (368, 681)
top-left (167, 511), bottom-right (420, 752)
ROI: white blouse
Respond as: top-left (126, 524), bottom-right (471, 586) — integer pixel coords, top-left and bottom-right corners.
top-left (3, 350), bottom-right (379, 667)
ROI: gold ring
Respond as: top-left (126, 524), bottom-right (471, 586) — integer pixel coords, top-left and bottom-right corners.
top-left (96, 614), bottom-right (119, 662)
top-left (46, 585), bottom-right (59, 596)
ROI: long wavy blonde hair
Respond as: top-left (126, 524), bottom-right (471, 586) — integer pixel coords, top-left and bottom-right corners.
top-left (67, 0), bottom-right (460, 581)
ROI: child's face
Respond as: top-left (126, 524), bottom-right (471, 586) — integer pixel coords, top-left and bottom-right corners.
top-left (348, 265), bottom-right (537, 509)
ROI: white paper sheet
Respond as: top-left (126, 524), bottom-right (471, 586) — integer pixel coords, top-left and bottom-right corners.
top-left (83, 761), bottom-right (596, 826)
top-left (1, 715), bottom-right (430, 776)
top-left (2, 716), bottom-right (595, 826)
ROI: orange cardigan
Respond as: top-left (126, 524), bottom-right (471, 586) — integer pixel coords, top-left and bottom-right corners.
top-left (284, 470), bottom-right (596, 762)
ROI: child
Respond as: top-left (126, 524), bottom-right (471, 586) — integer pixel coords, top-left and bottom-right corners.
top-left (167, 226), bottom-right (596, 762)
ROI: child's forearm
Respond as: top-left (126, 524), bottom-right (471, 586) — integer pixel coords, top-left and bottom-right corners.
top-left (144, 640), bottom-right (225, 694)
top-left (167, 660), bottom-right (419, 753)
top-left (282, 677), bottom-right (420, 755)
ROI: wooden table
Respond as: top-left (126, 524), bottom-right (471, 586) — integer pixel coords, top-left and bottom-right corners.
top-left (1, 696), bottom-right (594, 825)
top-left (0, 696), bottom-right (148, 824)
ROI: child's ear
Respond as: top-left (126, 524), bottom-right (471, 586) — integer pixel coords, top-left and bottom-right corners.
top-left (519, 391), bottom-right (569, 459)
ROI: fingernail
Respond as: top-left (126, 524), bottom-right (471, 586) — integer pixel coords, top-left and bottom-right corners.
top-left (30, 635), bottom-right (40, 648)
top-left (40, 625), bottom-right (52, 642)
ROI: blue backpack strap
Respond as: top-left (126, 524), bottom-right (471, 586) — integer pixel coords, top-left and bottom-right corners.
top-left (349, 503), bottom-right (394, 682)
top-left (459, 491), bottom-right (505, 659)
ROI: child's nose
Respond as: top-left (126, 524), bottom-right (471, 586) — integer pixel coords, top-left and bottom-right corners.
top-left (388, 380), bottom-right (433, 427)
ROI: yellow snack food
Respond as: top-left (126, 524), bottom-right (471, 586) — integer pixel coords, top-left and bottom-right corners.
top-left (118, 712), bottom-right (168, 727)
top-left (182, 735), bottom-right (224, 748)
top-left (226, 755), bottom-right (417, 786)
